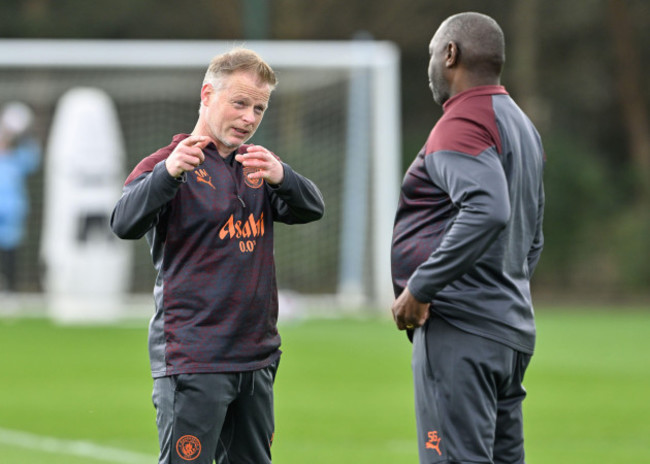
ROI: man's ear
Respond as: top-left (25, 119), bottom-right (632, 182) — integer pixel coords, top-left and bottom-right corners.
top-left (200, 83), bottom-right (214, 106)
top-left (445, 41), bottom-right (459, 68)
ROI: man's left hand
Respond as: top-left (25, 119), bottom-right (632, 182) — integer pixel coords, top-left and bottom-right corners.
top-left (235, 145), bottom-right (284, 185)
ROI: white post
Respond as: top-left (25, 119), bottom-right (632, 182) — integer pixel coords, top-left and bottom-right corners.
top-left (338, 40), bottom-right (372, 304)
top-left (371, 44), bottom-right (402, 308)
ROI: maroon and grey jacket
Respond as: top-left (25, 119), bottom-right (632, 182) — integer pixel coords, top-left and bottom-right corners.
top-left (391, 86), bottom-right (545, 353)
top-left (111, 134), bottom-right (324, 377)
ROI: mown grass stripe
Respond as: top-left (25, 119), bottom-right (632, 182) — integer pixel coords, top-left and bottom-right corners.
top-left (0, 427), bottom-right (155, 464)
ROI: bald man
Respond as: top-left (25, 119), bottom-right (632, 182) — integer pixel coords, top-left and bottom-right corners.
top-left (391, 12), bottom-right (545, 463)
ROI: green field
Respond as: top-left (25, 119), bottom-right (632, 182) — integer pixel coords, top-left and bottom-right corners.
top-left (1, 306), bottom-right (649, 463)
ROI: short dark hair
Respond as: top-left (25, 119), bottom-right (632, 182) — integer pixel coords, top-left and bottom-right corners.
top-left (441, 12), bottom-right (505, 77)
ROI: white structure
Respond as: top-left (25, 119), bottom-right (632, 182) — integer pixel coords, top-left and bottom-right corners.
top-left (41, 87), bottom-right (131, 322)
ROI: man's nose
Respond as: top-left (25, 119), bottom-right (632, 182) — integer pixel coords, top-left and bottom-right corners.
top-left (242, 108), bottom-right (256, 124)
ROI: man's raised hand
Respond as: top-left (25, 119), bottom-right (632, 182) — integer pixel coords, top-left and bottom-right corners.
top-left (235, 145), bottom-right (284, 185)
top-left (165, 135), bottom-right (210, 178)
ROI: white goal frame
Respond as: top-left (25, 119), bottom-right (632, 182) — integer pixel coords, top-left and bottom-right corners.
top-left (0, 39), bottom-right (401, 310)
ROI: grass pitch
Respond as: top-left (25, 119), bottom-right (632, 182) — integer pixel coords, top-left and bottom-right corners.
top-left (0, 305), bottom-right (649, 463)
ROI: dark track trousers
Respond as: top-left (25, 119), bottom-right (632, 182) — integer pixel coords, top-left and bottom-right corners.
top-left (412, 315), bottom-right (532, 464)
top-left (152, 360), bottom-right (279, 464)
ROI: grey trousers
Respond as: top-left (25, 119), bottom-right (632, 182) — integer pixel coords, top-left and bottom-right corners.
top-left (152, 360), bottom-right (279, 464)
top-left (412, 315), bottom-right (531, 464)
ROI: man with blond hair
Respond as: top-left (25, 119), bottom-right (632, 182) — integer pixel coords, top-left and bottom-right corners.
top-left (111, 47), bottom-right (324, 464)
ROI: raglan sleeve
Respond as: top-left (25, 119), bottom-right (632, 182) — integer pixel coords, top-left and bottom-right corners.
top-left (110, 160), bottom-right (184, 239)
top-left (266, 162), bottom-right (325, 224)
top-left (406, 146), bottom-right (511, 303)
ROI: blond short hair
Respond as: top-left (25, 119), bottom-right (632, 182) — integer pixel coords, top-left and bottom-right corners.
top-left (203, 47), bottom-right (277, 91)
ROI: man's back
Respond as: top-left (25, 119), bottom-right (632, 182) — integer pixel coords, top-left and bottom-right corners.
top-left (391, 86), bottom-right (545, 352)
top-left (392, 14), bottom-right (544, 463)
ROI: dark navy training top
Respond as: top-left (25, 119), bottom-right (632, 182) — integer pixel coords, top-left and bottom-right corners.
top-left (391, 86), bottom-right (545, 353)
top-left (111, 134), bottom-right (324, 377)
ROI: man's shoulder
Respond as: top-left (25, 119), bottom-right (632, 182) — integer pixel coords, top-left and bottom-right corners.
top-left (425, 91), bottom-right (503, 158)
top-left (425, 114), bottom-right (496, 158)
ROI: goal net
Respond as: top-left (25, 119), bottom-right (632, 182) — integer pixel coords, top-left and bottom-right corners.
top-left (0, 39), bottom-right (401, 314)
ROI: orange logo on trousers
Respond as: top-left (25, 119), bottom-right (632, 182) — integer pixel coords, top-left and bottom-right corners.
top-left (426, 430), bottom-right (442, 456)
top-left (176, 435), bottom-right (201, 461)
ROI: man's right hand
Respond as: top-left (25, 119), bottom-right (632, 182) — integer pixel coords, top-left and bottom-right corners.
top-left (391, 287), bottom-right (430, 331)
top-left (165, 135), bottom-right (210, 178)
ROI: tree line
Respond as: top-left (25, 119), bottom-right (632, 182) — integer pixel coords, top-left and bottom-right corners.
top-left (2, 0), bottom-right (648, 297)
